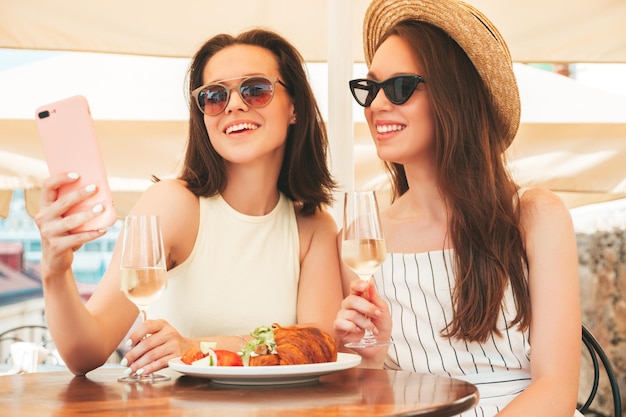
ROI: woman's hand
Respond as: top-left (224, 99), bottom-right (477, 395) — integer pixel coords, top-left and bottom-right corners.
top-left (333, 278), bottom-right (392, 365)
top-left (35, 173), bottom-right (108, 280)
top-left (121, 319), bottom-right (195, 376)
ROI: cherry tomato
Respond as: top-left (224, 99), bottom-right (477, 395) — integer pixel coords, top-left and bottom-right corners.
top-left (181, 346), bottom-right (204, 364)
top-left (215, 349), bottom-right (243, 366)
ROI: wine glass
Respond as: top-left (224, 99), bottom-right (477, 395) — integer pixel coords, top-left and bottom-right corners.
top-left (341, 190), bottom-right (391, 348)
top-left (118, 215), bottom-right (170, 383)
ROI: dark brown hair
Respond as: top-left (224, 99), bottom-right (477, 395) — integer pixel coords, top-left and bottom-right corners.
top-left (180, 29), bottom-right (335, 215)
top-left (379, 20), bottom-right (530, 342)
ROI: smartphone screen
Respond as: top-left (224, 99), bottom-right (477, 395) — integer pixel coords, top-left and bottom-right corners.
top-left (35, 95), bottom-right (116, 232)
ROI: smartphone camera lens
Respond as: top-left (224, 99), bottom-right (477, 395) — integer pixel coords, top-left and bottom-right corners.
top-left (37, 110), bottom-right (50, 119)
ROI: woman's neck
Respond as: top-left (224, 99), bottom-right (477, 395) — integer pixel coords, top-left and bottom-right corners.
top-left (221, 162), bottom-right (281, 216)
top-left (381, 167), bottom-right (451, 253)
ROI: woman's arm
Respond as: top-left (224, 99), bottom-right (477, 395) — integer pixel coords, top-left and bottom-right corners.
top-left (295, 209), bottom-right (344, 342)
top-left (39, 177), bottom-right (199, 375)
top-left (498, 188), bottom-right (581, 416)
top-left (90, 179), bottom-right (201, 376)
top-left (36, 173), bottom-right (139, 375)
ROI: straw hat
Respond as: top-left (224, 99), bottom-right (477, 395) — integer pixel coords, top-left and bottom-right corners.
top-left (363, 0), bottom-right (520, 147)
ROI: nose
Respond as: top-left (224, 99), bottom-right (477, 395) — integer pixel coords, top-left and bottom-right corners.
top-left (224, 87), bottom-right (248, 113)
top-left (368, 86), bottom-right (392, 111)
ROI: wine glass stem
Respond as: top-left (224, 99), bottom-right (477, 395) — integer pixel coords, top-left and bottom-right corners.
top-left (359, 275), bottom-right (378, 342)
top-left (359, 275), bottom-right (372, 301)
top-left (140, 309), bottom-right (147, 322)
top-left (362, 329), bottom-right (378, 345)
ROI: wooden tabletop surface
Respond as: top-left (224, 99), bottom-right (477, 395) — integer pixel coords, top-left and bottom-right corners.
top-left (1, 366), bottom-right (478, 417)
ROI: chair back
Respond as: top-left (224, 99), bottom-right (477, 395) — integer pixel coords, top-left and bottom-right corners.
top-left (578, 325), bottom-right (622, 417)
top-left (0, 324), bottom-right (55, 371)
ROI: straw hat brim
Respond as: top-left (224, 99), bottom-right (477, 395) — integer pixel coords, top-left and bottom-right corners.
top-left (363, 0), bottom-right (520, 147)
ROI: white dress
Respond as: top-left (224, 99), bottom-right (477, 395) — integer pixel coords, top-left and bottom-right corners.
top-left (375, 249), bottom-right (582, 417)
top-left (149, 193), bottom-right (300, 337)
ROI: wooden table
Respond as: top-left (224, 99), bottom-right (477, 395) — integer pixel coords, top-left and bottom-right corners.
top-left (0, 366), bottom-right (478, 417)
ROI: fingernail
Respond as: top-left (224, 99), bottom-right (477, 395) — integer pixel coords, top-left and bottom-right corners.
top-left (85, 184), bottom-right (96, 193)
top-left (120, 358), bottom-right (128, 367)
top-left (92, 204), bottom-right (103, 213)
top-left (123, 367), bottom-right (132, 376)
top-left (125, 339), bottom-right (133, 347)
top-left (374, 309), bottom-right (382, 317)
top-left (136, 368), bottom-right (145, 376)
top-left (67, 172), bottom-right (79, 179)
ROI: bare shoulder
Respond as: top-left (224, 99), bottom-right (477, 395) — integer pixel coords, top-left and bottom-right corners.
top-left (519, 187), bottom-right (569, 217)
top-left (294, 207), bottom-right (339, 263)
top-left (295, 207), bottom-right (339, 238)
top-left (141, 178), bottom-right (194, 200)
top-left (135, 179), bottom-right (199, 267)
top-left (518, 187), bottom-right (574, 238)
top-left (136, 178), bottom-right (194, 209)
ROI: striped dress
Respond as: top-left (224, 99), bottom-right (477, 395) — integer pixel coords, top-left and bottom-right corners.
top-left (375, 249), bottom-right (532, 416)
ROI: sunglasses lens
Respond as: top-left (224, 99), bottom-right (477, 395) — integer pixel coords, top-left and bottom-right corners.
top-left (385, 76), bottom-right (419, 104)
top-left (240, 77), bottom-right (275, 107)
top-left (197, 85), bottom-right (229, 115)
top-left (350, 80), bottom-right (377, 107)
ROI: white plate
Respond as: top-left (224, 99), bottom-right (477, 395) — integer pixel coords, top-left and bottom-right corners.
top-left (168, 352), bottom-right (361, 385)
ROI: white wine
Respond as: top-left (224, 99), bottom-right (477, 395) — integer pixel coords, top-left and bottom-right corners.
top-left (121, 267), bottom-right (167, 308)
top-left (342, 239), bottom-right (387, 278)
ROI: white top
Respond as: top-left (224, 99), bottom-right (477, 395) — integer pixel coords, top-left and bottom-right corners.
top-left (377, 250), bottom-right (584, 416)
top-left (149, 193), bottom-right (300, 337)
top-left (376, 249), bottom-right (533, 416)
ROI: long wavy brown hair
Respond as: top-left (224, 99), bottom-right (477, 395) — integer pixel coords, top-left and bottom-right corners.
top-left (179, 29), bottom-right (336, 216)
top-left (379, 21), bottom-right (530, 342)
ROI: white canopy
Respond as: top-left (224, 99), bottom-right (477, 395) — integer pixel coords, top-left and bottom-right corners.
top-left (1, 0), bottom-right (625, 63)
top-left (1, 0), bottom-right (626, 218)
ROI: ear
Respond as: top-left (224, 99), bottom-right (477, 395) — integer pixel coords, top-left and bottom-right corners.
top-left (289, 113), bottom-right (296, 125)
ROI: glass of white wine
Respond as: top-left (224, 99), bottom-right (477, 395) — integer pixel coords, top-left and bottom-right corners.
top-left (119, 215), bottom-right (170, 383)
top-left (341, 190), bottom-right (391, 349)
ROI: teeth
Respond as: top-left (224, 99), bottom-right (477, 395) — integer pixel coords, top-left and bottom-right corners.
top-left (225, 123), bottom-right (259, 134)
top-left (377, 124), bottom-right (405, 133)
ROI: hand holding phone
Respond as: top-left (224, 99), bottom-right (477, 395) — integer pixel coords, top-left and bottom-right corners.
top-left (35, 95), bottom-right (117, 232)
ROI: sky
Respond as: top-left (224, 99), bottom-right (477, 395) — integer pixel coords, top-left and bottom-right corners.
top-left (0, 49), bottom-right (60, 71)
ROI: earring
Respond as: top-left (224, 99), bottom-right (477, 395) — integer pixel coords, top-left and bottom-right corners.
top-left (290, 114), bottom-right (296, 124)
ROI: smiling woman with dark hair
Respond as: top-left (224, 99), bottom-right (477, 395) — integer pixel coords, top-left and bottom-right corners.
top-left (35, 28), bottom-right (343, 378)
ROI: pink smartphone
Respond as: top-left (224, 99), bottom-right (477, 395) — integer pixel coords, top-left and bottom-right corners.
top-left (35, 95), bottom-right (117, 232)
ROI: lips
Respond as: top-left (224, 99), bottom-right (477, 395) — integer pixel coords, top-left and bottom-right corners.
top-left (224, 122), bottom-right (260, 135)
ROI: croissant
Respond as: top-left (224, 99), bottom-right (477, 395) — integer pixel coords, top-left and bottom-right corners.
top-left (249, 323), bottom-right (337, 366)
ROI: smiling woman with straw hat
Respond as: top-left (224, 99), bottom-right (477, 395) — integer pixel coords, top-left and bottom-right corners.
top-left (334, 0), bottom-right (582, 416)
